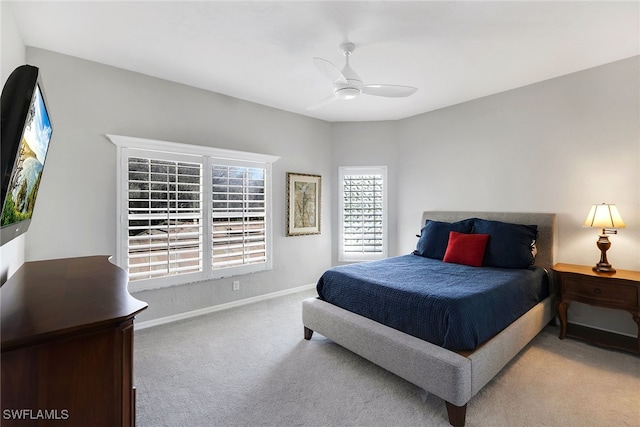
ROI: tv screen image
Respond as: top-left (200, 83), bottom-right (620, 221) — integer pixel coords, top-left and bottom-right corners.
top-left (2, 85), bottom-right (52, 225)
top-left (1, 65), bottom-right (53, 245)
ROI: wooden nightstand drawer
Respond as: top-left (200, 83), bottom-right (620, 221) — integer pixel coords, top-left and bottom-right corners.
top-left (563, 276), bottom-right (637, 309)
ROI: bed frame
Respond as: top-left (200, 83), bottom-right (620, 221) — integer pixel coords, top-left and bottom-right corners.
top-left (302, 211), bottom-right (557, 427)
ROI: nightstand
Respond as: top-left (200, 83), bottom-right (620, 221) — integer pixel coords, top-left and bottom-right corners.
top-left (553, 263), bottom-right (640, 354)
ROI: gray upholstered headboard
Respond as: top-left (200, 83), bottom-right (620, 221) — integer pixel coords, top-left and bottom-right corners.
top-left (420, 211), bottom-right (557, 271)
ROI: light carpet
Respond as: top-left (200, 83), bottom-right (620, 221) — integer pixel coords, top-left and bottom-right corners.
top-left (134, 288), bottom-right (640, 426)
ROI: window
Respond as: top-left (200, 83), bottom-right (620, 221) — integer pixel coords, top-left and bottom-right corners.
top-left (127, 153), bottom-right (204, 282)
top-left (109, 135), bottom-right (279, 291)
top-left (211, 165), bottom-right (267, 270)
top-left (339, 166), bottom-right (387, 262)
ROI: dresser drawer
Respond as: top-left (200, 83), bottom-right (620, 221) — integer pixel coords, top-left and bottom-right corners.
top-left (563, 276), bottom-right (638, 309)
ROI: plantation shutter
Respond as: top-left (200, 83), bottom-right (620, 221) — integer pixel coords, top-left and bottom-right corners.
top-left (211, 165), bottom-right (267, 269)
top-left (127, 154), bottom-right (204, 281)
top-left (111, 135), bottom-right (278, 291)
top-left (339, 166), bottom-right (387, 261)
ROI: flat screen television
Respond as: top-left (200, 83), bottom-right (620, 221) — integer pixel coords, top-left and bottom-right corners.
top-left (1, 65), bottom-right (53, 245)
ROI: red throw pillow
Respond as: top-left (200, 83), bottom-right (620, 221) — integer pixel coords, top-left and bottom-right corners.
top-left (443, 231), bottom-right (490, 267)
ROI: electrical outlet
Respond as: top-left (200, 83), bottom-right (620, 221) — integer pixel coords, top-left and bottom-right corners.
top-left (232, 280), bottom-right (240, 291)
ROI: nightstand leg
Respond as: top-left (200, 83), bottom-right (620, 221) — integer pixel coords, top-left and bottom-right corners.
top-left (557, 301), bottom-right (569, 339)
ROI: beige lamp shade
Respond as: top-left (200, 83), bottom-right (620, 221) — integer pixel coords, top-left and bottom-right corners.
top-left (584, 204), bottom-right (626, 229)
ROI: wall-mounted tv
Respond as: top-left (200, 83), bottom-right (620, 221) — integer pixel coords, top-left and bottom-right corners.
top-left (1, 65), bottom-right (53, 245)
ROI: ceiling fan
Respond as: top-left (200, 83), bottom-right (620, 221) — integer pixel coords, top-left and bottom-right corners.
top-left (307, 42), bottom-right (418, 110)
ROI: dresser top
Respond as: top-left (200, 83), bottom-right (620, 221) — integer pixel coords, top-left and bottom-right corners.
top-left (1, 256), bottom-right (147, 351)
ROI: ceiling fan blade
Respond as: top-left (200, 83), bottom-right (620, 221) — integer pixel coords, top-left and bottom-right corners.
top-left (361, 84), bottom-right (417, 98)
top-left (313, 58), bottom-right (347, 84)
top-left (307, 93), bottom-right (338, 110)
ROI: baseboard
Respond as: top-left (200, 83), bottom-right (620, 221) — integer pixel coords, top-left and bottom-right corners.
top-left (134, 283), bottom-right (316, 330)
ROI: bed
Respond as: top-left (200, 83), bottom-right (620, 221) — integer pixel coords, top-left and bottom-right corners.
top-left (302, 211), bottom-right (557, 427)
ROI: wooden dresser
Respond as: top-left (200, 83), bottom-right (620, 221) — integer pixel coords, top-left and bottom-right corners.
top-left (1, 256), bottom-right (147, 426)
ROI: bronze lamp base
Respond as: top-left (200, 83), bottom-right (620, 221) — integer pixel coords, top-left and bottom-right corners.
top-left (593, 234), bottom-right (616, 273)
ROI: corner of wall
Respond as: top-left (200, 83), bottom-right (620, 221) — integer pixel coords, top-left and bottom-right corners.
top-left (1, 0), bottom-right (27, 280)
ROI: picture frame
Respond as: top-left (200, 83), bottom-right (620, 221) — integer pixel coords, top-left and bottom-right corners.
top-left (286, 172), bottom-right (321, 236)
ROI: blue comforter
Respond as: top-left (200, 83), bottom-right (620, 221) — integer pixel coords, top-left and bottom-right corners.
top-left (316, 254), bottom-right (549, 351)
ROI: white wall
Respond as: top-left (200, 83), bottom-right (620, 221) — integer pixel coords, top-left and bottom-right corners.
top-left (10, 35), bottom-right (640, 334)
top-left (333, 57), bottom-right (640, 336)
top-left (24, 48), bottom-right (333, 322)
top-left (0, 2), bottom-right (27, 283)
top-left (330, 121), bottom-right (400, 265)
top-left (402, 57), bottom-right (639, 336)
top-left (396, 57), bottom-right (639, 274)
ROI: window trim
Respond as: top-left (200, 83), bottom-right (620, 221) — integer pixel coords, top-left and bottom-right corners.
top-left (108, 134), bottom-right (280, 291)
top-left (338, 165), bottom-right (388, 262)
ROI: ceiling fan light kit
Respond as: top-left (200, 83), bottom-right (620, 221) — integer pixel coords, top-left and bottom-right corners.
top-left (335, 87), bottom-right (360, 100)
top-left (308, 42), bottom-right (417, 110)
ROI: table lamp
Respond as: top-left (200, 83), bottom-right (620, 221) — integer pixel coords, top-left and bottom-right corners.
top-left (584, 203), bottom-right (625, 273)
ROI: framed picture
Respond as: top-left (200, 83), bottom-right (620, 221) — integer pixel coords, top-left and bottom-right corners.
top-left (286, 172), bottom-right (321, 236)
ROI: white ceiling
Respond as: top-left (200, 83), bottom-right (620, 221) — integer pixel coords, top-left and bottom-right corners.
top-left (8, 1), bottom-right (640, 122)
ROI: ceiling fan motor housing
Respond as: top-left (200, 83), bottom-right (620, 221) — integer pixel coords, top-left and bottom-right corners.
top-left (335, 45), bottom-right (362, 100)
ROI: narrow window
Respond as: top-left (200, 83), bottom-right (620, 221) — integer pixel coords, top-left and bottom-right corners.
top-left (339, 166), bottom-right (388, 262)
